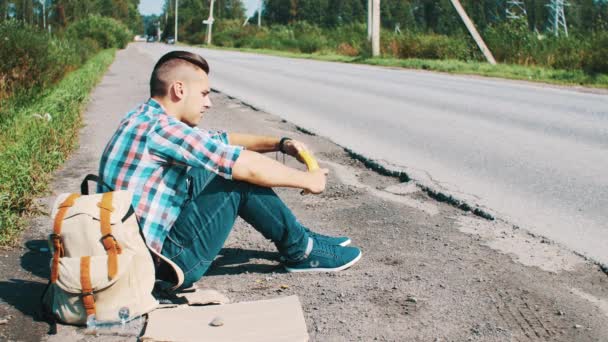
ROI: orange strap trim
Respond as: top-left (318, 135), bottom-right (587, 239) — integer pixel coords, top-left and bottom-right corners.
top-left (80, 256), bottom-right (96, 317)
top-left (50, 193), bottom-right (80, 283)
top-left (99, 192), bottom-right (121, 280)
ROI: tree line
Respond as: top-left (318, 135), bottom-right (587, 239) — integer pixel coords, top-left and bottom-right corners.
top-left (1, 0), bottom-right (605, 38)
top-left (0, 0), bottom-right (142, 33)
top-left (147, 0), bottom-right (606, 41)
top-left (260, 0), bottom-right (607, 34)
top-left (152, 0), bottom-right (246, 39)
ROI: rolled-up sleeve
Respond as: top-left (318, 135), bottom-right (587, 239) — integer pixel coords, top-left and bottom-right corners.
top-left (206, 129), bottom-right (230, 144)
top-left (148, 118), bottom-right (242, 179)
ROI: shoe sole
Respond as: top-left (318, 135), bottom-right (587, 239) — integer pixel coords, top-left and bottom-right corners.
top-left (284, 250), bottom-right (362, 273)
top-left (339, 238), bottom-right (351, 247)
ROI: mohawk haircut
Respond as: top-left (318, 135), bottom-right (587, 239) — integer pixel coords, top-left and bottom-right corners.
top-left (149, 50), bottom-right (210, 97)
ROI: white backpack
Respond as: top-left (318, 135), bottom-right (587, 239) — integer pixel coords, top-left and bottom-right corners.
top-left (42, 175), bottom-right (183, 325)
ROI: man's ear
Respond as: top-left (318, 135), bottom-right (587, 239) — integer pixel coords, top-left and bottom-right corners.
top-left (169, 81), bottom-right (185, 101)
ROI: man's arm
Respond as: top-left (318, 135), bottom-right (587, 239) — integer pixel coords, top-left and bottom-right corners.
top-left (227, 133), bottom-right (310, 164)
top-left (232, 150), bottom-right (328, 194)
top-left (227, 133), bottom-right (280, 153)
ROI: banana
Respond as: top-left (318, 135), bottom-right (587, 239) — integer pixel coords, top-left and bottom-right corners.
top-left (298, 150), bottom-right (319, 171)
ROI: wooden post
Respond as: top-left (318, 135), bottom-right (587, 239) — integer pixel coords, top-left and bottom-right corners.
top-left (372, 0), bottom-right (380, 57)
top-left (175, 0), bottom-right (179, 43)
top-left (206, 0), bottom-right (215, 45)
top-left (449, 0), bottom-right (496, 65)
top-left (367, 0), bottom-right (372, 41)
top-left (258, 0), bottom-right (261, 27)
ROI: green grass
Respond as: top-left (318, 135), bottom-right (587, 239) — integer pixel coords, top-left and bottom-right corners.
top-left (196, 44), bottom-right (608, 89)
top-left (0, 49), bottom-right (116, 245)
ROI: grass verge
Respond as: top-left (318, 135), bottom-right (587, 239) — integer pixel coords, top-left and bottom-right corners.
top-left (0, 49), bottom-right (116, 246)
top-left (195, 45), bottom-right (608, 89)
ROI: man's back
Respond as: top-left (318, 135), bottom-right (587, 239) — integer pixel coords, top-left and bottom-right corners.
top-left (98, 98), bottom-right (241, 251)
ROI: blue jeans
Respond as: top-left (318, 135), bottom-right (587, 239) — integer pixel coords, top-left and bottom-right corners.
top-left (161, 167), bottom-right (311, 288)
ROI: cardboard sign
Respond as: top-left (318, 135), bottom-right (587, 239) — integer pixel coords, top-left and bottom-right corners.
top-left (141, 295), bottom-right (309, 342)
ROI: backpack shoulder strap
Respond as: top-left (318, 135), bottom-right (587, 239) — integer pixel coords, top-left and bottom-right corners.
top-left (50, 193), bottom-right (80, 283)
top-left (98, 192), bottom-right (122, 280)
top-left (80, 256), bottom-right (96, 317)
top-left (81, 174), bottom-right (114, 195)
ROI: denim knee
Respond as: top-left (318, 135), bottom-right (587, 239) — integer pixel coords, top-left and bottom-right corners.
top-left (161, 233), bottom-right (213, 288)
top-left (181, 259), bottom-right (212, 288)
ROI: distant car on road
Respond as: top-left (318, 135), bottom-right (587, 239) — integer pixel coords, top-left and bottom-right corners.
top-left (146, 36), bottom-right (156, 43)
top-left (134, 35), bottom-right (147, 42)
top-left (166, 36), bottom-right (175, 44)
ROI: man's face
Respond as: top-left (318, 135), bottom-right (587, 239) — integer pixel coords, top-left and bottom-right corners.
top-left (180, 68), bottom-right (212, 127)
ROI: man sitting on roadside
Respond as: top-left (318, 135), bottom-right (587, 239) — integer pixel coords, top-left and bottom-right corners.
top-left (98, 51), bottom-right (362, 288)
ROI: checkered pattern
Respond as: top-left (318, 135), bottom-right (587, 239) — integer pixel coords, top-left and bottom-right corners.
top-left (98, 99), bottom-right (242, 252)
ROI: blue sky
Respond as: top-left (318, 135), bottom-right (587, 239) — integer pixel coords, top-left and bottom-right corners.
top-left (138, 0), bottom-right (259, 17)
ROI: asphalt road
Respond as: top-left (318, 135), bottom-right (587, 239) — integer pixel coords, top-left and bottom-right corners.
top-left (135, 43), bottom-right (608, 266)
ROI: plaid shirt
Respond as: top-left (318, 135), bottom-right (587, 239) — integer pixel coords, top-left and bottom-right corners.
top-left (99, 99), bottom-right (242, 252)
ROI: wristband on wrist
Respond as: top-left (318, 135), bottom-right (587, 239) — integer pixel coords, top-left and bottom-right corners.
top-left (278, 137), bottom-right (292, 154)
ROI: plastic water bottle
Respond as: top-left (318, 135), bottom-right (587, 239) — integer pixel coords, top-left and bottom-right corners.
top-left (118, 307), bottom-right (130, 326)
top-left (85, 314), bottom-right (98, 335)
top-left (85, 308), bottom-right (140, 336)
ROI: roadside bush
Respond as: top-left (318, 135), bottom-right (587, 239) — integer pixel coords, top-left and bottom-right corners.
top-left (188, 32), bottom-right (208, 45)
top-left (320, 23), bottom-right (368, 56)
top-left (483, 19), bottom-right (600, 72)
top-left (389, 32), bottom-right (472, 60)
top-left (209, 20), bottom-right (605, 77)
top-left (541, 36), bottom-right (587, 70)
top-left (292, 22), bottom-right (326, 53)
top-left (0, 20), bottom-right (82, 101)
top-left (337, 43), bottom-right (359, 56)
top-left (420, 34), bottom-right (471, 60)
top-left (214, 19), bottom-right (251, 47)
top-left (65, 15), bottom-right (131, 49)
top-left (582, 32), bottom-right (608, 74)
top-left (485, 18), bottom-right (537, 65)
top-left (0, 50), bottom-right (115, 245)
top-left (297, 35), bottom-right (325, 53)
top-left (0, 16), bottom-right (126, 101)
top-left (266, 25), bottom-right (299, 50)
top-left (326, 23), bottom-right (367, 48)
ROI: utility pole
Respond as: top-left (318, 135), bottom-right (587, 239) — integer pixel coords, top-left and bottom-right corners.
top-left (448, 0), bottom-right (496, 65)
top-left (367, 0), bottom-right (372, 41)
top-left (175, 0), bottom-right (178, 43)
top-left (39, 0), bottom-right (45, 30)
top-left (204, 0), bottom-right (215, 45)
top-left (547, 0), bottom-right (568, 37)
top-left (371, 0), bottom-right (380, 56)
top-left (257, 0), bottom-right (261, 27)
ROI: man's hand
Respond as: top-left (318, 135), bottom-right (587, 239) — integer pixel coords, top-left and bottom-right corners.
top-left (304, 168), bottom-right (330, 194)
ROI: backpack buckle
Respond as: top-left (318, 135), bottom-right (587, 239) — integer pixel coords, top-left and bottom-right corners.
top-left (80, 291), bottom-right (94, 298)
top-left (100, 233), bottom-right (117, 247)
top-left (100, 233), bottom-right (121, 254)
top-left (50, 234), bottom-right (64, 256)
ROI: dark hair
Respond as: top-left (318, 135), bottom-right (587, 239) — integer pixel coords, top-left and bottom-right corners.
top-left (149, 51), bottom-right (210, 97)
